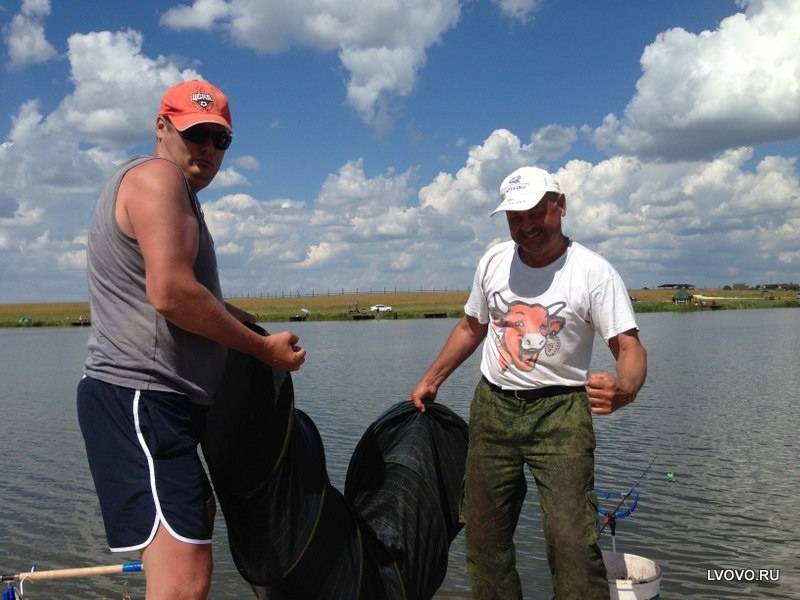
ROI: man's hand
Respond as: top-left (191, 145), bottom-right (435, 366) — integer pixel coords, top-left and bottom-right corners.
top-left (586, 371), bottom-right (635, 415)
top-left (407, 315), bottom-right (488, 413)
top-left (409, 381), bottom-right (438, 413)
top-left (588, 329), bottom-right (647, 415)
top-left (261, 331), bottom-right (306, 372)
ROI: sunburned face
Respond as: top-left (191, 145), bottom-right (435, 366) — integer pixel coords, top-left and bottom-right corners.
top-left (505, 192), bottom-right (568, 267)
top-left (155, 117), bottom-right (228, 192)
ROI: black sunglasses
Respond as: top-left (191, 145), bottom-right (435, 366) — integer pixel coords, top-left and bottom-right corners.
top-left (165, 117), bottom-right (232, 150)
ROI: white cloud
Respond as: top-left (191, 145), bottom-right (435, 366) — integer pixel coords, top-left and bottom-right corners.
top-left (159, 0), bottom-right (229, 30)
top-left (0, 201), bottom-right (45, 227)
top-left (412, 129), bottom-right (800, 288)
top-left (235, 155), bottom-right (260, 170)
top-left (389, 251), bottom-right (418, 272)
top-left (197, 159), bottom-right (432, 289)
top-left (60, 30), bottom-right (202, 148)
top-left (250, 240), bottom-right (304, 263)
top-left (419, 129), bottom-right (536, 217)
top-left (530, 124), bottom-right (577, 160)
top-left (217, 241), bottom-right (244, 255)
top-left (0, 28), bottom-right (205, 236)
top-left (418, 126), bottom-right (584, 226)
top-left (296, 241), bottom-right (339, 269)
top-left (57, 249), bottom-right (87, 270)
top-left (0, 27), bottom-right (212, 212)
top-left (2, 4), bottom-right (799, 301)
top-left (203, 193), bottom-right (306, 241)
top-left (556, 149), bottom-right (800, 285)
top-left (316, 159), bottom-right (415, 216)
top-left (209, 166), bottom-right (249, 188)
top-left (3, 83), bottom-right (799, 300)
top-left (0, 27), bottom-right (216, 301)
top-left (491, 0), bottom-right (543, 22)
top-left (160, 0), bottom-right (462, 128)
top-left (350, 206), bottom-right (418, 241)
top-left (3, 0), bottom-right (57, 69)
top-left (593, 0), bottom-right (800, 160)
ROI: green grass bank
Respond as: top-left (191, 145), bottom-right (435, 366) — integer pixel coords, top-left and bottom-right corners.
top-left (2, 289), bottom-right (798, 328)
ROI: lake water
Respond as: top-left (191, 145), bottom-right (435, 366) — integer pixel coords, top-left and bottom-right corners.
top-left (1, 310), bottom-right (798, 599)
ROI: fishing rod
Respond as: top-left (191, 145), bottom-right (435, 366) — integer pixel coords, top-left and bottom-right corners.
top-left (2, 561), bottom-right (143, 599)
top-left (2, 561), bottom-right (142, 583)
top-left (598, 454), bottom-right (657, 538)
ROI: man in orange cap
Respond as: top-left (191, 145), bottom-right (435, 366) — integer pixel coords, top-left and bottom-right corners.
top-left (78, 80), bottom-right (306, 599)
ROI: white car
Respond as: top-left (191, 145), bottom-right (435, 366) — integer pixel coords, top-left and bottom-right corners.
top-left (370, 304), bottom-right (393, 312)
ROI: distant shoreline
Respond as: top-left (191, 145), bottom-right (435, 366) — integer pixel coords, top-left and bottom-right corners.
top-left (2, 289), bottom-right (798, 329)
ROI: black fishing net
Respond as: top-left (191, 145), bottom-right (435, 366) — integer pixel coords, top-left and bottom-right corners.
top-left (201, 330), bottom-right (467, 600)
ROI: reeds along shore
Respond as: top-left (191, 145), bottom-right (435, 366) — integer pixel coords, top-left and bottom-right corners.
top-left (1, 289), bottom-right (798, 328)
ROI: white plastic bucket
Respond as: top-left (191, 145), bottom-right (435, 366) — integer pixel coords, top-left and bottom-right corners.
top-left (603, 550), bottom-right (662, 600)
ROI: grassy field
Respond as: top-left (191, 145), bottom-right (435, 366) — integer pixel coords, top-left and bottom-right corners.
top-left (1, 288), bottom-right (798, 328)
top-left (626, 287), bottom-right (800, 312)
top-left (0, 302), bottom-right (93, 328)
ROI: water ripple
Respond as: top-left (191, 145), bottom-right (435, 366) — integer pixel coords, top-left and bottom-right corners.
top-left (1, 312), bottom-right (798, 598)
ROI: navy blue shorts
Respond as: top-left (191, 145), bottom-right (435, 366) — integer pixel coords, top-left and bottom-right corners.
top-left (77, 376), bottom-right (213, 552)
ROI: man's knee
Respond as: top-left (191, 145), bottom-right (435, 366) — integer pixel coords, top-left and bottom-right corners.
top-left (143, 526), bottom-right (213, 600)
top-left (466, 542), bottom-right (522, 600)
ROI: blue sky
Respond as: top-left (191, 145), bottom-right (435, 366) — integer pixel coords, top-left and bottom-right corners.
top-left (1, 0), bottom-right (799, 302)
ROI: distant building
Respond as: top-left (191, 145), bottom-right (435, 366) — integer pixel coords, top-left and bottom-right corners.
top-left (658, 283), bottom-right (696, 289)
top-left (765, 282), bottom-right (799, 290)
top-left (672, 289), bottom-right (693, 305)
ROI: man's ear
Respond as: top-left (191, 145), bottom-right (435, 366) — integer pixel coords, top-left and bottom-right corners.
top-left (155, 116), bottom-right (168, 142)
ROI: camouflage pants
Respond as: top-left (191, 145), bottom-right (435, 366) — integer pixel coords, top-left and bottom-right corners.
top-left (463, 378), bottom-right (609, 600)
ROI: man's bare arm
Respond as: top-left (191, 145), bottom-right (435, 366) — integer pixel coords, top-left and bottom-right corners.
top-left (225, 302), bottom-right (256, 324)
top-left (409, 315), bottom-right (488, 412)
top-left (119, 159), bottom-right (305, 371)
top-left (586, 329), bottom-right (647, 415)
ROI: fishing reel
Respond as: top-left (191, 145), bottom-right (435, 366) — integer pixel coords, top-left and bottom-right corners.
top-left (595, 487), bottom-right (640, 552)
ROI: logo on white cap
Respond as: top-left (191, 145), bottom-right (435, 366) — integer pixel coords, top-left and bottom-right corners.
top-left (492, 166), bottom-right (560, 215)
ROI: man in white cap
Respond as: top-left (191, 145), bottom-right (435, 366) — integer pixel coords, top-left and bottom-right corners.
top-left (78, 80), bottom-right (306, 599)
top-left (410, 166), bottom-right (647, 599)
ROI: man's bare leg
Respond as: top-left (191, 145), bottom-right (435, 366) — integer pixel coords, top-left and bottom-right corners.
top-left (142, 524), bottom-right (212, 600)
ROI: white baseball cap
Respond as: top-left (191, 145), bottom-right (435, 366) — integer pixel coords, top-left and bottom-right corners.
top-left (491, 166), bottom-right (561, 215)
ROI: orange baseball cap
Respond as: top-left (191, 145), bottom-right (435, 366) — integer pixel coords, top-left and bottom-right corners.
top-left (158, 80), bottom-right (232, 132)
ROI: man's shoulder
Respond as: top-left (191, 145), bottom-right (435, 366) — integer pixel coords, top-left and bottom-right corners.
top-left (478, 240), bottom-right (514, 263)
top-left (123, 156), bottom-right (182, 183)
top-left (566, 241), bottom-right (629, 294)
top-left (568, 241), bottom-right (616, 270)
top-left (119, 157), bottom-right (186, 199)
top-left (474, 240), bottom-right (515, 282)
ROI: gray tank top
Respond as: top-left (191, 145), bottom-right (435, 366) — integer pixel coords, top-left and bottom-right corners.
top-left (84, 156), bottom-right (227, 405)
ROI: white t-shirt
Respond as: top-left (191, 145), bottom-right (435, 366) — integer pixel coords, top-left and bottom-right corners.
top-left (465, 240), bottom-right (638, 390)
